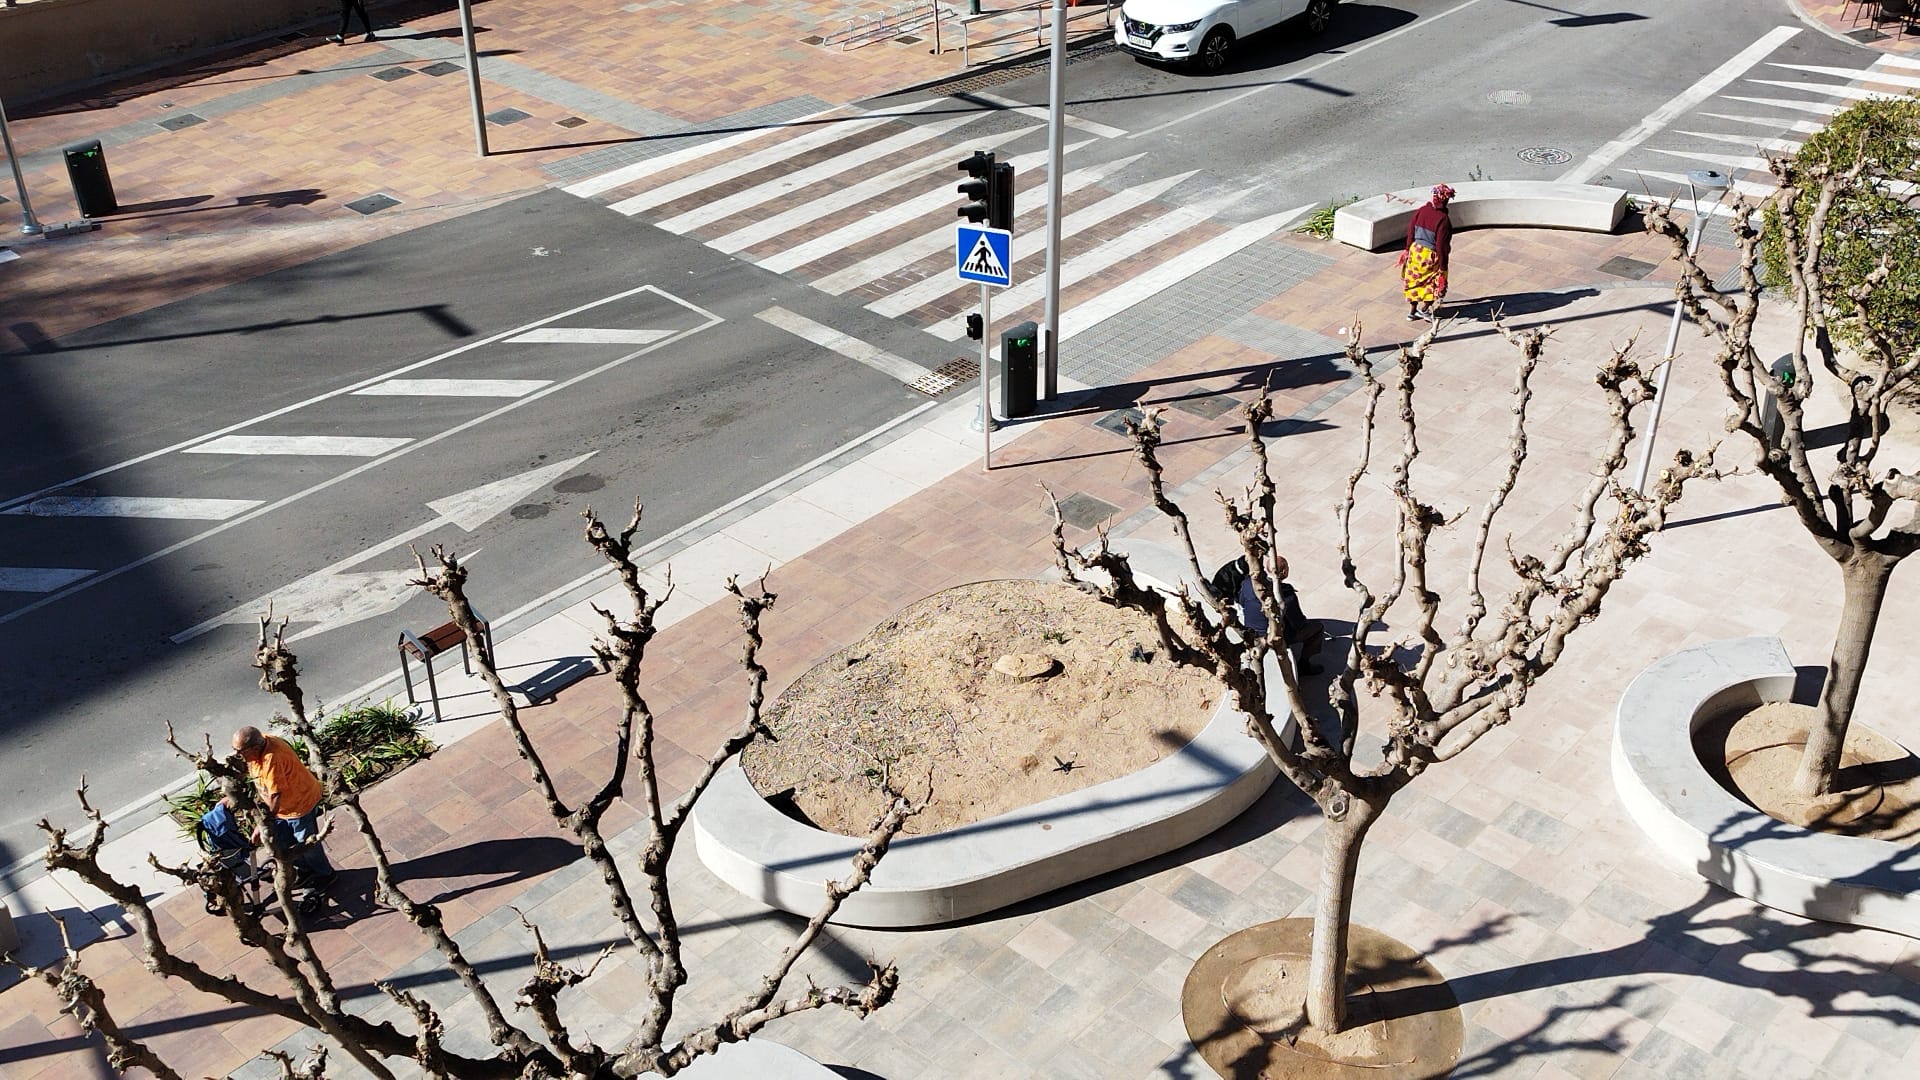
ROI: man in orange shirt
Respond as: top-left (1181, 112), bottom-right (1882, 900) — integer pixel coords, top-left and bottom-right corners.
top-left (231, 725), bottom-right (335, 889)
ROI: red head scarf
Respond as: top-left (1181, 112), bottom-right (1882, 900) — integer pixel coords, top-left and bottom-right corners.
top-left (1429, 183), bottom-right (1456, 208)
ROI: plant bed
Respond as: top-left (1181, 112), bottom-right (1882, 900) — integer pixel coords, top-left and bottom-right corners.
top-left (1613, 637), bottom-right (1920, 937)
top-left (697, 578), bottom-right (1284, 927)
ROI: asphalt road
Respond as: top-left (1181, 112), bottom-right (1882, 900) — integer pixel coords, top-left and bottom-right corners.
top-left (0, 0), bottom-right (1872, 864)
top-left (0, 189), bottom-right (946, 865)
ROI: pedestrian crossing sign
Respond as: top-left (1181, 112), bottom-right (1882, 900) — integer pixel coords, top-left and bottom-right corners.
top-left (955, 225), bottom-right (1013, 288)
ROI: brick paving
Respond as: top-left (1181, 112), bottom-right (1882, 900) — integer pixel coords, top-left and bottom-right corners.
top-left (4, 1), bottom-right (1920, 1078)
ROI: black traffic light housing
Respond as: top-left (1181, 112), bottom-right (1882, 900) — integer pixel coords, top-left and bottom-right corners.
top-left (989, 162), bottom-right (1015, 231)
top-left (965, 313), bottom-right (983, 341)
top-left (957, 150), bottom-right (995, 224)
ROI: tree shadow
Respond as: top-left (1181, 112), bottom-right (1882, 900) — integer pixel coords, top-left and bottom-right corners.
top-left (1441, 288), bottom-right (1600, 324)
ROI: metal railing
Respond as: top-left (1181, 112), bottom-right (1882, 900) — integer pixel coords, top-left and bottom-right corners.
top-left (825, 1), bottom-right (960, 51)
top-left (955, 0), bottom-right (1115, 68)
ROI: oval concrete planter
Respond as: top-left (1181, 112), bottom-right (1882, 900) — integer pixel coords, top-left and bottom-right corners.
top-left (1612, 637), bottom-right (1920, 937)
top-left (694, 563), bottom-right (1290, 928)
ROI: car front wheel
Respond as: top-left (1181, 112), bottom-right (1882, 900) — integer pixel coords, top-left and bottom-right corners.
top-left (1306, 0), bottom-right (1334, 33)
top-left (1196, 27), bottom-right (1233, 72)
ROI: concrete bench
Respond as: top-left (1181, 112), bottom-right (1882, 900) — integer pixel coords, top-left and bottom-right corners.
top-left (693, 560), bottom-right (1287, 927)
top-left (1332, 181), bottom-right (1628, 252)
top-left (1612, 637), bottom-right (1920, 937)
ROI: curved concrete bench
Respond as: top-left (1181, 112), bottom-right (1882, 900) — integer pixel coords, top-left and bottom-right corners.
top-left (1612, 637), bottom-right (1920, 937)
top-left (694, 563), bottom-right (1287, 928)
top-left (1333, 181), bottom-right (1628, 252)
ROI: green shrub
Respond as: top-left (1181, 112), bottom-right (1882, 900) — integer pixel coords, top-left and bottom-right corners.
top-left (169, 701), bottom-right (434, 839)
top-left (1761, 95), bottom-right (1920, 357)
top-left (1294, 196), bottom-right (1360, 240)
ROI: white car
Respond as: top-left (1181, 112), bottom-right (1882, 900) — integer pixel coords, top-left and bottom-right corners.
top-left (1115, 0), bottom-right (1336, 72)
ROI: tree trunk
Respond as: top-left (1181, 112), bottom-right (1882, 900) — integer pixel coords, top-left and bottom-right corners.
top-left (1305, 795), bottom-right (1382, 1034)
top-left (1797, 552), bottom-right (1899, 796)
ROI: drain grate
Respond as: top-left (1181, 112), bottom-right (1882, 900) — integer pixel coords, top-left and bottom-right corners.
top-left (1170, 393), bottom-right (1238, 420)
top-left (486, 107), bottom-right (532, 125)
top-left (371, 67), bottom-right (417, 82)
top-left (1597, 255), bottom-right (1656, 280)
top-left (1095, 407), bottom-right (1146, 437)
top-left (1053, 492), bottom-right (1120, 531)
top-left (157, 113), bottom-right (206, 131)
top-left (420, 61), bottom-right (464, 76)
top-left (1517, 146), bottom-right (1570, 166)
top-left (910, 356), bottom-right (977, 396)
top-left (345, 193), bottom-right (400, 215)
top-left (940, 42), bottom-right (1118, 97)
top-left (1487, 89), bottom-right (1532, 106)
top-left (557, 116), bottom-right (588, 128)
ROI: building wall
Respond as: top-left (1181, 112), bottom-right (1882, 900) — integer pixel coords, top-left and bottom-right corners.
top-left (0, 0), bottom-right (365, 103)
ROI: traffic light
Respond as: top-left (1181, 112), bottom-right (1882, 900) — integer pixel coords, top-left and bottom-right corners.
top-left (989, 162), bottom-right (1015, 231)
top-left (965, 313), bottom-right (983, 341)
top-left (957, 150), bottom-right (995, 224)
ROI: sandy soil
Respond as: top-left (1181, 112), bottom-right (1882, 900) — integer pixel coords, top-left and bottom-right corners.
top-left (739, 579), bottom-right (1222, 837)
top-left (1697, 700), bottom-right (1920, 842)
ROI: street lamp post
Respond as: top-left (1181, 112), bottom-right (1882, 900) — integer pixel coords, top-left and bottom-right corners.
top-left (0, 91), bottom-right (43, 236)
top-left (1632, 168), bottom-right (1730, 494)
top-left (1039, 0), bottom-right (1066, 400)
top-left (457, 0), bottom-right (489, 157)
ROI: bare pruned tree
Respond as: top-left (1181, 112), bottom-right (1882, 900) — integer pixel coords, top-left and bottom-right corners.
top-left (1052, 322), bottom-right (1713, 1036)
top-left (1649, 141), bottom-right (1920, 799)
top-left (22, 501), bottom-right (911, 1078)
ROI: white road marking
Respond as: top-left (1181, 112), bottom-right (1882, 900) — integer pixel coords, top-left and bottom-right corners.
top-left (507, 328), bottom-right (673, 345)
top-left (1129, 0), bottom-right (1488, 141)
top-left (867, 170), bottom-right (1197, 319)
top-left (923, 191), bottom-right (1240, 339)
top-left (173, 455), bottom-right (595, 643)
top-left (352, 379), bottom-right (551, 397)
top-left (185, 435), bottom-right (413, 457)
top-left (2, 496), bottom-right (264, 519)
top-left (1674, 129), bottom-right (1806, 152)
top-left (1720, 95), bottom-right (1851, 117)
top-left (706, 115), bottom-right (1030, 254)
top-left (1631, 169), bottom-right (1777, 201)
top-left (755, 307), bottom-right (932, 388)
top-left (0, 286), bottom-right (721, 628)
top-left (658, 112), bottom-right (993, 236)
top-left (797, 142), bottom-right (1104, 287)
top-left (561, 108), bottom-right (837, 198)
top-left (1696, 114), bottom-right (1827, 134)
top-left (965, 92), bottom-right (1127, 139)
top-left (1876, 54), bottom-right (1920, 71)
top-left (1769, 63), bottom-right (1920, 91)
top-left (1646, 147), bottom-right (1774, 172)
top-left (1559, 25), bottom-right (1801, 185)
top-left (607, 101), bottom-right (944, 218)
top-left (1058, 204), bottom-right (1313, 342)
top-left (1744, 79), bottom-right (1904, 104)
top-left (0, 568), bottom-right (94, 592)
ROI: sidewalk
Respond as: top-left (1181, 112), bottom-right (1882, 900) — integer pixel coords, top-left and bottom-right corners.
top-left (4, 4), bottom-right (1920, 1078)
top-left (5, 202), bottom-right (1919, 1078)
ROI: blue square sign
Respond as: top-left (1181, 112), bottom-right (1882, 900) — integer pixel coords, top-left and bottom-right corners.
top-left (955, 225), bottom-right (1013, 288)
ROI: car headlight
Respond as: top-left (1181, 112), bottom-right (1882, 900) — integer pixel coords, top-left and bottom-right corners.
top-left (1163, 20), bottom-right (1202, 32)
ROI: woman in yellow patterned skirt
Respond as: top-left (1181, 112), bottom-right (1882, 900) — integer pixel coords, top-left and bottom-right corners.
top-left (1398, 184), bottom-right (1455, 322)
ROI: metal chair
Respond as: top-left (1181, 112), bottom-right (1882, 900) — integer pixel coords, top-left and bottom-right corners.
top-left (398, 608), bottom-right (493, 723)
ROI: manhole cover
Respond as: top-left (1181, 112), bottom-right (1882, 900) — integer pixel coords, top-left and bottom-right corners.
top-left (1488, 89), bottom-right (1531, 106)
top-left (1517, 146), bottom-right (1571, 166)
top-left (345, 193), bottom-right (400, 216)
top-left (557, 116), bottom-right (588, 128)
top-left (370, 67), bottom-right (416, 82)
top-left (157, 113), bottom-right (206, 131)
top-left (420, 61), bottom-right (463, 77)
top-left (486, 107), bottom-right (532, 125)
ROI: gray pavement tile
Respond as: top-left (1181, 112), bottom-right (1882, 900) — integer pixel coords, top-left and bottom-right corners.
top-left (1711, 1022), bottom-right (1824, 1080)
top-left (1490, 802), bottom-right (1579, 855)
top-left (1069, 1008), bottom-right (1178, 1074)
top-left (1397, 786), bottom-right (1491, 842)
top-left (1167, 870), bottom-right (1239, 924)
top-left (1629, 1026), bottom-right (1734, 1079)
top-left (1102, 924), bottom-right (1187, 981)
top-left (1580, 877), bottom-right (1672, 930)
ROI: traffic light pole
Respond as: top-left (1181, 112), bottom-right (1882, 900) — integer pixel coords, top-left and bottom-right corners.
top-left (458, 0), bottom-right (489, 157)
top-left (1040, 0), bottom-right (1066, 400)
top-left (980, 282), bottom-right (994, 471)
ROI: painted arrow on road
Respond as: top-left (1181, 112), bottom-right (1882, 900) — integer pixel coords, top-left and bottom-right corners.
top-left (171, 453), bottom-right (595, 644)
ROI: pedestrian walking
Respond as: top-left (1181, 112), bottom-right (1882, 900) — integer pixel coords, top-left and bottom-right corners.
top-left (230, 725), bottom-right (336, 896)
top-left (328, 0), bottom-right (376, 44)
top-left (1399, 183), bottom-right (1455, 322)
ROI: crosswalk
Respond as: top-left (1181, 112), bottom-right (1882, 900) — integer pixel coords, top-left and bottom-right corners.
top-left (562, 98), bottom-right (1308, 345)
top-left (1617, 53), bottom-right (1920, 211)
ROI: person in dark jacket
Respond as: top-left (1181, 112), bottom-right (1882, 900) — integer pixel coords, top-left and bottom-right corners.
top-left (1398, 184), bottom-right (1455, 322)
top-left (328, 0), bottom-right (376, 44)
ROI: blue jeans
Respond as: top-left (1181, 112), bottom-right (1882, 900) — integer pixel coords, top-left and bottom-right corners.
top-left (271, 809), bottom-right (335, 884)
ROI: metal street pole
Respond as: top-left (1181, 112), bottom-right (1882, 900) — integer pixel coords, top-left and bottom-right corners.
top-left (1039, 0), bottom-right (1066, 400)
top-left (1633, 169), bottom-right (1730, 494)
top-left (980, 283), bottom-right (995, 470)
top-left (0, 91), bottom-right (43, 236)
top-left (457, 0), bottom-right (489, 157)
